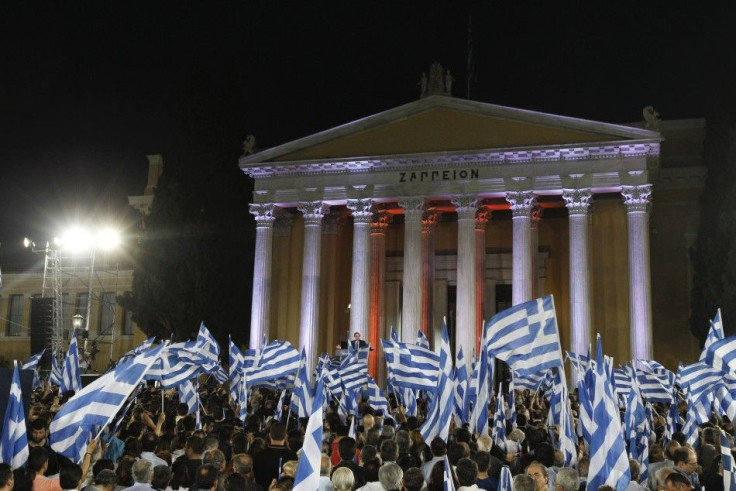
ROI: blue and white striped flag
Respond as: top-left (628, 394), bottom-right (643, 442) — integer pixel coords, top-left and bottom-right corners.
top-left (513, 370), bottom-right (547, 391)
top-left (485, 296), bottom-right (563, 377)
top-left (117, 337), bottom-right (155, 365)
top-left (416, 330), bottom-right (430, 350)
top-left (715, 384), bottom-right (736, 422)
top-left (624, 379), bottom-right (650, 482)
top-left (721, 432), bottom-right (736, 491)
top-left (678, 361), bottom-right (720, 403)
top-left (178, 379), bottom-right (199, 414)
top-left (680, 398), bottom-right (700, 448)
top-left (22, 349), bottom-right (45, 391)
top-left (274, 389), bottom-right (288, 421)
top-left (229, 336), bottom-right (244, 405)
top-left (402, 387), bottom-right (418, 417)
top-left (49, 352), bottom-right (62, 386)
top-left (290, 348), bottom-right (313, 419)
top-left (292, 373), bottom-right (325, 491)
top-left (61, 336), bottom-right (82, 394)
top-left (419, 323), bottom-right (454, 442)
top-left (246, 340), bottom-right (300, 387)
top-left (50, 344), bottom-right (165, 464)
top-left (664, 390), bottom-right (680, 445)
top-left (454, 347), bottom-right (468, 426)
top-left (558, 387), bottom-right (578, 467)
top-left (612, 367), bottom-right (633, 401)
top-left (366, 375), bottom-right (389, 415)
top-left (636, 370), bottom-right (674, 404)
top-left (701, 309), bottom-right (725, 360)
top-left (382, 339), bottom-right (439, 392)
top-left (586, 335), bottom-right (630, 491)
top-left (443, 455), bottom-right (456, 491)
top-left (492, 385), bottom-right (506, 452)
top-left (703, 335), bottom-right (736, 376)
top-left (0, 361), bottom-right (29, 469)
top-left (469, 335), bottom-right (491, 437)
top-left (498, 466), bottom-right (512, 491)
top-left (339, 352), bottom-right (369, 392)
top-left (506, 377), bottom-right (517, 430)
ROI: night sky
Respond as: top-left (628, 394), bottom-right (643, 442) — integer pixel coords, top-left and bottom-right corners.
top-left (0, 2), bottom-right (726, 268)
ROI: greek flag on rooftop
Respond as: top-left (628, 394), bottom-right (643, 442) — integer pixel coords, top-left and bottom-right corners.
top-left (485, 295), bottom-right (563, 377)
top-left (0, 362), bottom-right (29, 469)
top-left (245, 340), bottom-right (300, 386)
top-left (61, 335), bottom-right (82, 394)
top-left (585, 335), bottom-right (630, 491)
top-left (50, 344), bottom-right (165, 464)
top-left (292, 373), bottom-right (325, 491)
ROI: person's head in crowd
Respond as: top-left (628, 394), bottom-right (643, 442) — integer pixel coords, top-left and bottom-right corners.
top-left (232, 454), bottom-right (256, 481)
top-left (552, 450), bottom-right (564, 468)
top-left (127, 421), bottom-right (145, 440)
top-left (362, 459), bottom-right (381, 483)
top-left (430, 437), bottom-right (447, 457)
top-left (455, 458), bottom-right (478, 488)
top-left (533, 443), bottom-right (555, 468)
top-left (28, 447), bottom-right (50, 476)
top-left (428, 461), bottom-right (453, 491)
top-left (447, 443), bottom-right (465, 466)
top-left (554, 468), bottom-right (579, 491)
top-left (378, 462), bottom-right (403, 491)
top-left (525, 462), bottom-right (549, 491)
top-left (476, 434), bottom-right (492, 453)
top-left (0, 464), bottom-right (13, 491)
top-left (231, 433), bottom-right (247, 455)
top-left (513, 474), bottom-right (536, 491)
top-left (665, 472), bottom-right (694, 491)
top-left (116, 456), bottom-right (136, 487)
top-left (170, 459), bottom-right (192, 490)
top-left (28, 418), bottom-right (48, 446)
top-left (671, 432), bottom-right (687, 447)
top-left (280, 461), bottom-right (297, 479)
top-left (380, 426), bottom-right (395, 441)
top-left (655, 468), bottom-right (675, 490)
top-left (203, 449), bottom-right (227, 473)
top-left (186, 435), bottom-right (205, 459)
top-left (402, 468), bottom-right (425, 491)
top-left (92, 459), bottom-right (114, 477)
top-left (142, 432), bottom-right (159, 453)
top-left (395, 430), bottom-right (411, 455)
top-left (650, 445), bottom-right (665, 463)
top-left (472, 451), bottom-right (492, 477)
top-left (287, 430), bottom-right (303, 454)
top-left (320, 454), bottom-right (332, 477)
top-left (702, 427), bottom-right (719, 446)
top-left (362, 414), bottom-right (375, 432)
top-left (60, 464), bottom-right (83, 491)
top-left (577, 457), bottom-right (590, 478)
top-left (598, 486), bottom-right (616, 491)
top-left (338, 437), bottom-right (357, 462)
top-left (366, 428), bottom-right (381, 447)
top-left (93, 469), bottom-right (117, 491)
top-left (248, 438), bottom-right (265, 457)
top-left (223, 473), bottom-right (245, 491)
top-left (629, 459), bottom-right (642, 484)
top-left (124, 437), bottom-right (141, 458)
top-left (517, 413), bottom-right (528, 427)
top-left (673, 447), bottom-right (698, 476)
top-left (361, 445), bottom-right (378, 464)
top-left (132, 459), bottom-right (154, 484)
top-left (331, 467), bottom-right (354, 491)
top-left (268, 423), bottom-right (287, 445)
top-left (269, 476), bottom-right (294, 491)
top-left (195, 464), bottom-right (219, 491)
top-left (381, 439), bottom-right (399, 463)
top-left (151, 466), bottom-right (171, 491)
top-left (204, 435), bottom-right (219, 453)
top-left (455, 427), bottom-right (472, 444)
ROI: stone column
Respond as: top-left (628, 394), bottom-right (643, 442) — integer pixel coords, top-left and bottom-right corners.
top-left (530, 208), bottom-right (542, 299)
top-left (452, 195), bottom-right (478, 361)
top-left (421, 210), bottom-right (440, 343)
top-left (297, 200), bottom-right (328, 372)
top-left (398, 197), bottom-right (424, 343)
top-left (347, 198), bottom-right (373, 343)
top-left (249, 203), bottom-right (275, 349)
top-left (562, 189), bottom-right (593, 356)
top-left (369, 211), bottom-right (390, 381)
top-left (506, 191), bottom-right (536, 305)
top-left (622, 185), bottom-right (653, 360)
top-left (475, 209), bottom-right (490, 352)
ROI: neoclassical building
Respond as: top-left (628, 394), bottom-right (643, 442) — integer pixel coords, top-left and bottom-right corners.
top-left (239, 94), bottom-right (703, 376)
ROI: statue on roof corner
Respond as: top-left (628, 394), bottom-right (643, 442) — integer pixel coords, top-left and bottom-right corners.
top-left (643, 106), bottom-right (661, 130)
top-left (419, 62), bottom-right (453, 99)
top-left (242, 134), bottom-right (256, 156)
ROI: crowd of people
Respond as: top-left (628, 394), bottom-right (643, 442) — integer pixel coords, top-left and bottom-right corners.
top-left (3, 377), bottom-right (732, 491)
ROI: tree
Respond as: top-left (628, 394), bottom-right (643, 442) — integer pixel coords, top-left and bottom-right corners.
top-left (120, 64), bottom-right (255, 348)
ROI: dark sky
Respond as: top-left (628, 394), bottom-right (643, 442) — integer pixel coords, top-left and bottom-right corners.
top-left (0, 1), bottom-right (724, 267)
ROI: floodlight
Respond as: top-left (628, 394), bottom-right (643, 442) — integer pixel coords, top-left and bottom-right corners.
top-left (96, 228), bottom-right (121, 250)
top-left (59, 227), bottom-right (93, 253)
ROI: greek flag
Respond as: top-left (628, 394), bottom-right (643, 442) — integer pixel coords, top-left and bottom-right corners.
top-left (416, 330), bottom-right (430, 350)
top-left (624, 381), bottom-right (650, 482)
top-left (246, 340), bottom-right (300, 387)
top-left (196, 323), bottom-right (220, 361)
top-left (664, 390), bottom-right (681, 445)
top-left (558, 388), bottom-right (578, 467)
top-left (22, 349), bottom-right (45, 390)
top-left (292, 373), bottom-right (325, 491)
top-left (678, 361), bottom-right (720, 402)
top-left (702, 335), bottom-right (736, 376)
top-left (492, 385), bottom-right (506, 452)
top-left (50, 344), bottom-right (165, 464)
top-left (274, 389), bottom-right (288, 421)
top-left (506, 378), bottom-right (517, 430)
top-left (635, 370), bottom-right (673, 403)
top-left (366, 375), bottom-right (389, 415)
top-left (586, 335), bottom-right (630, 491)
top-left (566, 351), bottom-right (590, 374)
top-left (721, 432), bottom-right (736, 491)
top-left (680, 398), bottom-right (699, 447)
top-left (61, 336), bottom-right (82, 394)
top-left (485, 296), bottom-right (563, 377)
top-left (715, 384), bottom-right (736, 422)
top-left (469, 337), bottom-right (491, 437)
top-left (513, 370), bottom-right (547, 391)
top-left (701, 309), bottom-right (725, 360)
top-left (178, 379), bottom-right (199, 414)
top-left (145, 342), bottom-right (205, 389)
top-left (498, 466), bottom-right (512, 491)
top-left (117, 337), bottom-right (155, 365)
top-left (290, 348), bottom-right (313, 419)
top-left (454, 347), bottom-right (468, 426)
top-left (612, 367), bottom-right (633, 401)
top-left (49, 352), bottom-right (62, 386)
top-left (419, 323), bottom-right (454, 442)
top-left (401, 387), bottom-right (418, 417)
top-left (229, 336), bottom-right (244, 405)
top-left (339, 352), bottom-right (368, 392)
top-left (0, 362), bottom-right (29, 469)
top-left (382, 339), bottom-right (439, 392)
top-left (443, 455), bottom-right (456, 491)
top-left (576, 366), bottom-right (593, 455)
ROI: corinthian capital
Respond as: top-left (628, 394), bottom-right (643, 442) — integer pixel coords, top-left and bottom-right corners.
top-left (562, 189), bottom-right (593, 216)
top-left (621, 185), bottom-right (652, 213)
top-left (505, 191), bottom-right (536, 218)
top-left (347, 198), bottom-right (373, 224)
top-left (297, 201), bottom-right (329, 225)
top-left (249, 203), bottom-right (276, 226)
top-left (398, 197), bottom-right (425, 222)
top-left (451, 194), bottom-right (479, 220)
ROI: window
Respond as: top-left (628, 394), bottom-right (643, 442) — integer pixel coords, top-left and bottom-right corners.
top-left (99, 292), bottom-right (116, 335)
top-left (123, 309), bottom-right (134, 336)
top-left (7, 294), bottom-right (24, 336)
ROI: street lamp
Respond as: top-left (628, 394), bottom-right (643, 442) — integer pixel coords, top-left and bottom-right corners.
top-left (72, 314), bottom-right (84, 337)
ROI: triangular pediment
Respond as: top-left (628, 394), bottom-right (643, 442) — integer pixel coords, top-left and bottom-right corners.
top-left (241, 96), bottom-right (661, 164)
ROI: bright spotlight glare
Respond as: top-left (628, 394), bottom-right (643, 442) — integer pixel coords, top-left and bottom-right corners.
top-left (96, 228), bottom-right (120, 250)
top-left (60, 227), bottom-right (93, 253)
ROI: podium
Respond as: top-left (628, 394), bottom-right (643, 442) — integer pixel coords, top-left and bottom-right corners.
top-left (336, 347), bottom-right (370, 362)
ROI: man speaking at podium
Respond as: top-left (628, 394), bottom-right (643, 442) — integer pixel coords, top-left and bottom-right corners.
top-left (336, 332), bottom-right (373, 353)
